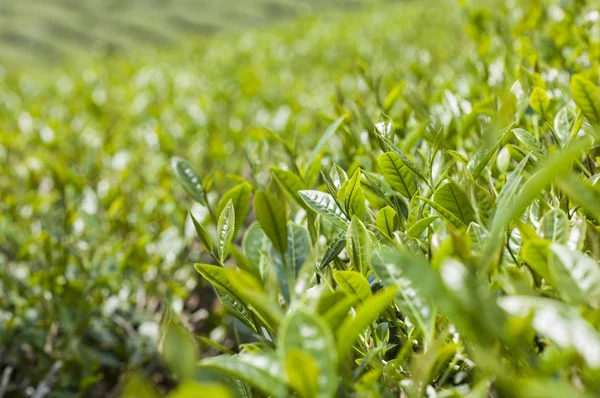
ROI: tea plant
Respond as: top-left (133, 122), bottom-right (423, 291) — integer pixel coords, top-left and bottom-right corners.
top-left (167, 0), bottom-right (600, 396)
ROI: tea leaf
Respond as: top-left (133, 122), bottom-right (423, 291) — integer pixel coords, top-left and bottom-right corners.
top-left (333, 270), bottom-right (372, 302)
top-left (255, 191), bottom-right (288, 254)
top-left (217, 200), bottom-right (235, 262)
top-left (217, 182), bottom-right (252, 237)
top-left (571, 74), bottom-right (600, 126)
top-left (378, 151), bottom-right (417, 199)
top-left (346, 217), bottom-right (370, 274)
top-left (171, 156), bottom-right (208, 206)
top-left (299, 190), bottom-right (349, 229)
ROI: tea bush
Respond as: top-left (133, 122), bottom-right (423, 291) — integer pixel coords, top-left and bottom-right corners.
top-left (165, 0), bottom-right (600, 397)
top-left (3, 0), bottom-right (600, 396)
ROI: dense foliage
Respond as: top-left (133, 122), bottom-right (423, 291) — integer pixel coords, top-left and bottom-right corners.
top-left (3, 0), bottom-right (600, 396)
top-left (165, 0), bottom-right (600, 396)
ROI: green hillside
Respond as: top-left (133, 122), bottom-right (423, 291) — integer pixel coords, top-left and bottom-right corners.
top-left (0, 0), bottom-right (399, 62)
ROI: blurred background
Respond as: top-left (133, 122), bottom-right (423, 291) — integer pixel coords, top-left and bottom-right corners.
top-left (0, 0), bottom-right (400, 64)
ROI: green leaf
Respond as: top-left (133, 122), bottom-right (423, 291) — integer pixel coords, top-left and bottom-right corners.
top-left (432, 180), bottom-right (475, 226)
top-left (190, 212), bottom-right (214, 254)
top-left (195, 264), bottom-right (282, 331)
top-left (486, 138), bottom-right (593, 265)
top-left (255, 190), bottom-right (288, 254)
top-left (371, 249), bottom-right (436, 341)
top-left (557, 173), bottom-right (600, 223)
top-left (171, 156), bottom-right (208, 206)
top-left (217, 182), bottom-right (252, 237)
top-left (280, 308), bottom-right (338, 398)
top-left (270, 167), bottom-right (308, 208)
top-left (419, 196), bottom-right (464, 228)
top-left (199, 353), bottom-right (288, 396)
top-left (217, 200), bottom-right (235, 262)
top-left (538, 209), bottom-right (569, 244)
top-left (550, 244), bottom-right (600, 308)
top-left (513, 128), bottom-right (548, 161)
top-left (554, 107), bottom-right (576, 144)
top-left (121, 372), bottom-right (161, 398)
top-left (168, 382), bottom-right (232, 398)
top-left (406, 216), bottom-right (438, 238)
top-left (521, 240), bottom-right (552, 281)
top-left (333, 270), bottom-right (372, 302)
top-left (160, 318), bottom-right (198, 381)
top-left (309, 115), bottom-right (347, 163)
top-left (530, 87), bottom-right (550, 119)
top-left (499, 296), bottom-right (600, 367)
top-left (467, 124), bottom-right (513, 179)
top-left (571, 74), bottom-right (600, 126)
top-left (338, 168), bottom-right (366, 220)
top-left (299, 190), bottom-right (349, 229)
top-left (215, 288), bottom-right (256, 331)
top-left (375, 206), bottom-right (397, 239)
top-left (320, 230), bottom-right (346, 269)
top-left (243, 222), bottom-right (269, 275)
top-left (270, 222), bottom-right (311, 303)
top-left (336, 286), bottom-right (397, 362)
top-left (330, 164), bottom-right (348, 190)
top-left (346, 216), bottom-right (371, 275)
top-left (284, 349), bottom-right (320, 398)
top-left (378, 152), bottom-right (417, 199)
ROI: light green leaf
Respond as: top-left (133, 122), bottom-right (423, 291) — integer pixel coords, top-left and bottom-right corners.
top-left (336, 286), bottom-right (397, 362)
top-left (538, 209), bottom-right (569, 244)
top-left (190, 212), bottom-right (214, 254)
top-left (171, 156), bottom-right (208, 206)
top-left (499, 296), bottom-right (600, 368)
top-left (299, 190), bottom-right (349, 229)
top-left (521, 240), bottom-right (552, 281)
top-left (557, 173), bottom-right (600, 223)
top-left (550, 243), bottom-right (600, 308)
top-left (217, 182), bottom-right (252, 237)
top-left (270, 222), bottom-right (311, 303)
top-left (160, 318), bottom-right (197, 381)
top-left (406, 216), bottom-right (438, 238)
top-left (432, 180), bottom-right (475, 226)
top-left (199, 353), bottom-right (287, 396)
top-left (419, 196), bottom-right (465, 228)
top-left (554, 107), bottom-right (576, 144)
top-left (378, 151), bottom-right (417, 199)
top-left (513, 128), bottom-right (548, 161)
top-left (217, 200), bottom-right (235, 262)
top-left (375, 206), bottom-right (397, 239)
top-left (330, 164), bottom-right (348, 190)
top-left (195, 264), bottom-right (282, 331)
top-left (243, 222), bottom-right (269, 276)
top-left (333, 270), bottom-right (372, 302)
top-left (571, 74), bottom-right (600, 126)
top-left (309, 115), bottom-right (347, 163)
top-left (255, 190), bottom-right (288, 254)
top-left (530, 87), bottom-right (550, 119)
top-left (467, 124), bottom-right (513, 179)
top-left (338, 168), bottom-right (366, 220)
top-left (284, 350), bottom-right (320, 398)
top-left (168, 382), bottom-right (232, 398)
top-left (346, 216), bottom-right (371, 274)
top-left (280, 308), bottom-right (338, 398)
top-left (270, 167), bottom-right (307, 208)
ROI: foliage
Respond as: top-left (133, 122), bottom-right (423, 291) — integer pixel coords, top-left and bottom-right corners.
top-left (167, 0), bottom-right (600, 396)
top-left (2, 0), bottom-right (600, 396)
